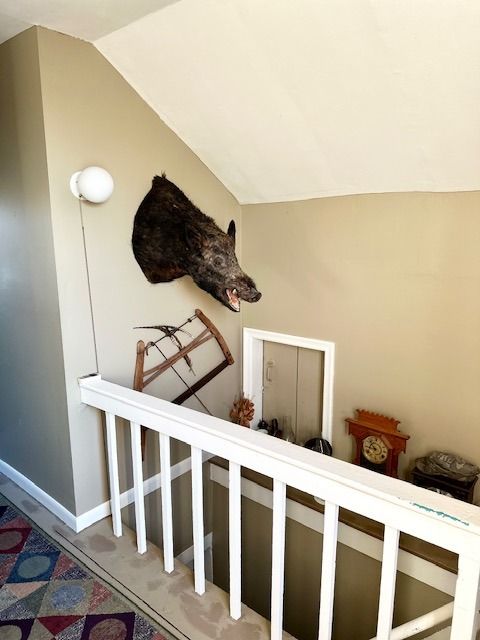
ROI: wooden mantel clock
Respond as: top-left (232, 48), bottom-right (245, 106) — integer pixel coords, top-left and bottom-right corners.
top-left (346, 409), bottom-right (410, 478)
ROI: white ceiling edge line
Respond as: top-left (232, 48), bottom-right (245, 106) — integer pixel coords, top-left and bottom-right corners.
top-left (90, 1), bottom-right (179, 46)
top-left (238, 185), bottom-right (480, 206)
top-left (0, 14), bottom-right (33, 45)
top-left (0, 1), bottom-right (181, 44)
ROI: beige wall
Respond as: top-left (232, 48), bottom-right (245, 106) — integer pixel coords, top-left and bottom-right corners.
top-left (34, 27), bottom-right (242, 515)
top-left (0, 29), bottom-right (75, 510)
top-left (1, 26), bottom-right (243, 518)
top-left (242, 192), bottom-right (480, 482)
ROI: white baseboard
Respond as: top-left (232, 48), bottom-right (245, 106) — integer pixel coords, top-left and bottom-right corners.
top-left (0, 458), bottom-right (78, 531)
top-left (176, 532), bottom-right (214, 582)
top-left (0, 452), bottom-right (213, 534)
top-left (76, 451), bottom-right (213, 532)
top-left (175, 532), bottom-right (213, 565)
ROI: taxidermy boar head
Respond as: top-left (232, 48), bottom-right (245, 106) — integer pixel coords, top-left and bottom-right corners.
top-left (132, 174), bottom-right (261, 312)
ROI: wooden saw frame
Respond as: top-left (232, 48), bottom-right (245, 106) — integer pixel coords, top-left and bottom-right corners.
top-left (133, 309), bottom-right (234, 452)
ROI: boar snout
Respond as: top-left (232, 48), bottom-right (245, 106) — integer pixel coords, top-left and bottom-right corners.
top-left (226, 275), bottom-right (261, 311)
top-left (224, 284), bottom-right (261, 312)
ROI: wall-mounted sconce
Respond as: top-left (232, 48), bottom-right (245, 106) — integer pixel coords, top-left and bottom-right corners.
top-left (69, 165), bottom-right (114, 374)
top-left (70, 166), bottom-right (114, 203)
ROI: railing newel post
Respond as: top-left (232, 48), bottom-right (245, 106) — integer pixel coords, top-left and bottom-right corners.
top-left (105, 412), bottom-right (122, 537)
top-left (159, 433), bottom-right (174, 573)
top-left (376, 526), bottom-right (400, 640)
top-left (191, 446), bottom-right (206, 595)
top-left (130, 421), bottom-right (147, 554)
top-left (229, 461), bottom-right (242, 619)
top-left (271, 479), bottom-right (286, 639)
top-left (318, 501), bottom-right (339, 640)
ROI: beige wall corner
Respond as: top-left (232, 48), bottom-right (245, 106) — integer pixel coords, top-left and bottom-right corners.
top-left (35, 27), bottom-right (242, 515)
top-left (0, 28), bottom-right (75, 511)
top-left (241, 192), bottom-right (480, 484)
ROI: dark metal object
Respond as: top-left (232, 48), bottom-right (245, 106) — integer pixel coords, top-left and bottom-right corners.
top-left (304, 437), bottom-right (333, 456)
top-left (138, 324), bottom-right (195, 373)
top-left (172, 360), bottom-right (230, 406)
top-left (269, 418), bottom-right (279, 436)
top-left (412, 468), bottom-right (477, 503)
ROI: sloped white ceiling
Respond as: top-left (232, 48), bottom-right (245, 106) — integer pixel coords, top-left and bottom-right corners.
top-left (2, 0), bottom-right (480, 203)
top-left (0, 0), bottom-right (179, 42)
top-left (0, 11), bottom-right (32, 44)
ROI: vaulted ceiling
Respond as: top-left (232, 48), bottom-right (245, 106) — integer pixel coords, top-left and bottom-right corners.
top-left (2, 0), bottom-right (480, 204)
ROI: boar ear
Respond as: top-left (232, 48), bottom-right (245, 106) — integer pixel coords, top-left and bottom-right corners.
top-left (227, 220), bottom-right (236, 246)
top-left (184, 222), bottom-right (204, 252)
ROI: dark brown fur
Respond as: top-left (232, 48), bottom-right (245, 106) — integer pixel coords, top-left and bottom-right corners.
top-left (132, 175), bottom-right (261, 311)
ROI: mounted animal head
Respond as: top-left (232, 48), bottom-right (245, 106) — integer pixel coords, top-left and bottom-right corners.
top-left (132, 174), bottom-right (261, 312)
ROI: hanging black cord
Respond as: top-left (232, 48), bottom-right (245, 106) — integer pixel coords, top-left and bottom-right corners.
top-left (79, 199), bottom-right (99, 373)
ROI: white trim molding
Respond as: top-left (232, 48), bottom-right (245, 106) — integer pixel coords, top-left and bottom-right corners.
top-left (76, 451), bottom-right (213, 532)
top-left (0, 458), bottom-right (78, 531)
top-left (176, 532), bottom-right (213, 565)
top-left (176, 532), bottom-right (214, 583)
top-left (242, 327), bottom-right (335, 443)
top-left (0, 452), bottom-right (212, 534)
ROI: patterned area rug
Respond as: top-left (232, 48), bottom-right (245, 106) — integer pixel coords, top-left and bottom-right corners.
top-left (0, 502), bottom-right (167, 639)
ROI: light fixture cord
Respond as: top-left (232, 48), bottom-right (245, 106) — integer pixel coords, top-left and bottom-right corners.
top-left (79, 199), bottom-right (100, 373)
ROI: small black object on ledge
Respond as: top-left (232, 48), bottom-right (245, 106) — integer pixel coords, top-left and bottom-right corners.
top-left (304, 438), bottom-right (333, 456)
top-left (411, 468), bottom-right (477, 503)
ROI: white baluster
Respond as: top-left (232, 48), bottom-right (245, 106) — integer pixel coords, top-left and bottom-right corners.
top-left (318, 501), bottom-right (339, 640)
top-left (229, 462), bottom-right (242, 619)
top-left (450, 555), bottom-right (480, 640)
top-left (191, 446), bottom-right (205, 595)
top-left (105, 412), bottom-right (122, 537)
top-left (376, 526), bottom-right (400, 640)
top-left (271, 479), bottom-right (286, 640)
top-left (130, 421), bottom-right (146, 554)
top-left (159, 433), bottom-right (174, 573)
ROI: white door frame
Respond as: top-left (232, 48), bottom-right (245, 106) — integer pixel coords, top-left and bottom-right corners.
top-left (242, 328), bottom-right (335, 444)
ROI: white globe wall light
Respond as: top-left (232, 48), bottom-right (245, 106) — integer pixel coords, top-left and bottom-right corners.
top-left (70, 166), bottom-right (114, 203)
top-left (69, 165), bottom-right (114, 375)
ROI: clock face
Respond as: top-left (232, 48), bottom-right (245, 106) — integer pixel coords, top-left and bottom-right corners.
top-left (362, 435), bottom-right (388, 464)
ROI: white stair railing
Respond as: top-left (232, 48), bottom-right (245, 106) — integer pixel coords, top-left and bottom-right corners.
top-left (370, 602), bottom-right (454, 640)
top-left (159, 433), bottom-right (174, 573)
top-left (79, 375), bottom-right (480, 640)
top-left (229, 461), bottom-right (242, 620)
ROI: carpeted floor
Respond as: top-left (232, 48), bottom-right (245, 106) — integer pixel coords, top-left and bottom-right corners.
top-left (0, 501), bottom-right (168, 640)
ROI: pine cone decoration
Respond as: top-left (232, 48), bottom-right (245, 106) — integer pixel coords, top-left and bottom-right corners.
top-left (230, 394), bottom-right (255, 428)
